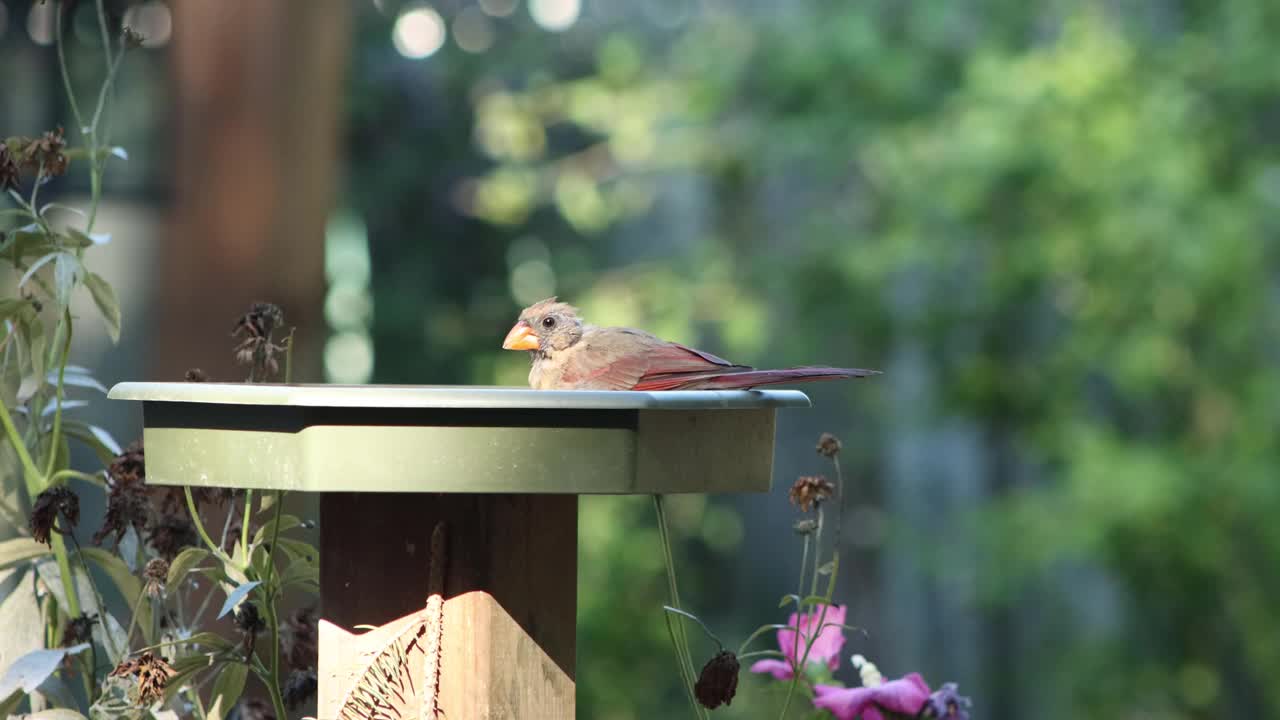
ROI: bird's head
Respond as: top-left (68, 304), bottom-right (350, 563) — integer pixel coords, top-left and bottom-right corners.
top-left (502, 297), bottom-right (584, 356)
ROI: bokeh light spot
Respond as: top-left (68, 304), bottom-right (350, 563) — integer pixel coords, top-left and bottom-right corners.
top-left (453, 6), bottom-right (494, 54)
top-left (479, 0), bottom-right (519, 18)
top-left (393, 5), bottom-right (446, 59)
top-left (27, 2), bottom-right (54, 46)
top-left (509, 259), bottom-right (556, 306)
top-left (122, 1), bottom-right (173, 47)
top-left (324, 332), bottom-right (375, 385)
top-left (529, 0), bottom-right (579, 32)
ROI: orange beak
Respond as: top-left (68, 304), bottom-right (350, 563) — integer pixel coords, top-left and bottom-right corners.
top-left (502, 321), bottom-right (539, 351)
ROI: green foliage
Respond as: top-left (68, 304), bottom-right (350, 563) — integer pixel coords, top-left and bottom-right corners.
top-left (1, 8), bottom-right (318, 719)
top-left (345, 1), bottom-right (1280, 718)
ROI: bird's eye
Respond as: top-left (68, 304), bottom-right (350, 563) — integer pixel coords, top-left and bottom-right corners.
top-left (541, 316), bottom-right (557, 329)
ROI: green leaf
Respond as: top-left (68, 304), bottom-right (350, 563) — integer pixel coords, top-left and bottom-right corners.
top-left (166, 547), bottom-right (210, 595)
top-left (63, 420), bottom-right (121, 464)
top-left (275, 537), bottom-right (318, 566)
top-left (16, 307), bottom-right (46, 401)
top-left (4, 230), bottom-right (56, 259)
top-left (67, 228), bottom-right (110, 247)
top-left (84, 272), bottom-right (121, 344)
top-left (217, 581), bottom-right (261, 620)
top-left (77, 546), bottom-right (154, 644)
top-left (53, 252), bottom-right (80, 309)
top-left (279, 557), bottom-right (319, 589)
top-left (25, 710), bottom-right (91, 720)
top-left (0, 537), bottom-right (51, 572)
top-left (0, 688), bottom-right (21, 718)
top-left (19, 250), bottom-right (60, 291)
top-left (0, 643), bottom-right (90, 698)
top-left (0, 298), bottom-right (32, 321)
top-left (253, 513), bottom-right (301, 544)
top-left (55, 367), bottom-right (109, 394)
top-left (175, 631), bottom-right (236, 653)
top-left (206, 662), bottom-right (248, 720)
top-left (39, 203), bottom-right (86, 220)
top-left (0, 207), bottom-right (35, 221)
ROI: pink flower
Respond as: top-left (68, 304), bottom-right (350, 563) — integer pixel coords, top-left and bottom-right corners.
top-left (812, 673), bottom-right (932, 720)
top-left (748, 604), bottom-right (848, 680)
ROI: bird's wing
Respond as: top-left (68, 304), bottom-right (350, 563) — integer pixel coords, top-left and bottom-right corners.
top-left (558, 328), bottom-right (749, 390)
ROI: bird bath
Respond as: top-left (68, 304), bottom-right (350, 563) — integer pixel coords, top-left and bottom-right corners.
top-left (107, 382), bottom-right (811, 719)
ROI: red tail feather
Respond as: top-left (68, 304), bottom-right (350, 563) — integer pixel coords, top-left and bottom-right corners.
top-left (633, 366), bottom-right (879, 391)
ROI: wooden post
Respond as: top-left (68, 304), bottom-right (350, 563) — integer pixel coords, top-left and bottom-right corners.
top-left (157, 0), bottom-right (347, 383)
top-left (318, 493), bottom-right (577, 719)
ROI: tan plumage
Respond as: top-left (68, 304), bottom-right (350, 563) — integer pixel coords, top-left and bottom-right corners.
top-left (502, 298), bottom-right (879, 391)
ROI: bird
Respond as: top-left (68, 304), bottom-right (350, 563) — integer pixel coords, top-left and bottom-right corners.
top-left (501, 298), bottom-right (880, 391)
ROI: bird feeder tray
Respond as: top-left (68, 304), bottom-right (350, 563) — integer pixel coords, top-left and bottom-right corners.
top-left (107, 383), bottom-right (809, 494)
top-left (107, 382), bottom-right (812, 719)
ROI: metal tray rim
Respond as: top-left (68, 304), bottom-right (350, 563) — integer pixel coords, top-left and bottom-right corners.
top-left (108, 382), bottom-right (813, 410)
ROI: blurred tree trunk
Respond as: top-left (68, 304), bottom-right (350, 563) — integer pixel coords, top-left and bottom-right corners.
top-left (154, 0), bottom-right (348, 382)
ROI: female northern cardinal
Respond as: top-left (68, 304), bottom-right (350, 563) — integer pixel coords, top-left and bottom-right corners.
top-left (502, 298), bottom-right (879, 391)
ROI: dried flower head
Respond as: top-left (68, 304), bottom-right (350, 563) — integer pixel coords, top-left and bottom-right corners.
top-left (121, 26), bottom-right (145, 49)
top-left (233, 302), bottom-right (288, 381)
top-left (184, 367), bottom-right (209, 382)
top-left (283, 668), bottom-right (318, 710)
top-left (94, 443), bottom-right (150, 548)
top-left (282, 606), bottom-right (318, 671)
top-left (143, 557), bottom-right (169, 598)
top-left (30, 486), bottom-right (80, 546)
top-left (110, 652), bottom-right (176, 705)
top-left (109, 441), bottom-right (146, 486)
top-left (147, 513), bottom-right (198, 560)
top-left (789, 475), bottom-right (835, 512)
top-left (63, 613), bottom-right (99, 647)
top-left (235, 602), bottom-right (265, 636)
top-left (816, 432), bottom-right (842, 458)
top-left (237, 698), bottom-right (276, 720)
top-left (922, 682), bottom-right (972, 719)
top-left (0, 143), bottom-right (19, 191)
top-left (694, 650), bottom-right (740, 709)
top-left (20, 127), bottom-right (69, 177)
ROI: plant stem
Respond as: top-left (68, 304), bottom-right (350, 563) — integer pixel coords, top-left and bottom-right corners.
top-left (780, 532), bottom-right (811, 719)
top-left (810, 505), bottom-right (824, 598)
top-left (47, 469), bottom-right (104, 486)
top-left (261, 597), bottom-right (287, 720)
top-left (653, 495), bottom-right (706, 720)
top-left (66, 532), bottom-right (121, 663)
top-left (55, 2), bottom-right (86, 135)
top-left (44, 309), bottom-right (72, 479)
top-left (662, 606), bottom-right (723, 650)
top-left (49, 532), bottom-right (83, 619)
top-left (261, 490), bottom-right (285, 717)
top-left (184, 486), bottom-right (228, 560)
top-left (94, 0), bottom-right (112, 70)
top-left (240, 490), bottom-right (253, 563)
top-left (121, 585), bottom-right (146, 655)
top-left (737, 650), bottom-right (786, 661)
top-left (0, 397), bottom-right (43, 495)
top-left (737, 623), bottom-right (789, 657)
top-left (283, 328), bottom-right (295, 383)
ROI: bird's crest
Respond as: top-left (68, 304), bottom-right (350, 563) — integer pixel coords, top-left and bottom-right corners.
top-left (521, 297), bottom-right (581, 321)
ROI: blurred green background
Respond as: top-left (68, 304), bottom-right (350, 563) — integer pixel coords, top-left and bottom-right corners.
top-left (5, 0), bottom-right (1280, 718)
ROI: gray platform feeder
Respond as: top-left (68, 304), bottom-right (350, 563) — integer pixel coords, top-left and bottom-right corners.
top-left (108, 383), bottom-right (811, 719)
